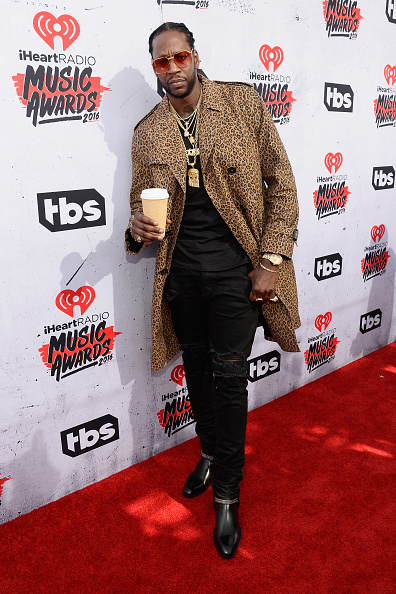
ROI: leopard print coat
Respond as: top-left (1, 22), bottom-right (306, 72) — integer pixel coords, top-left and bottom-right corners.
top-left (125, 75), bottom-right (301, 371)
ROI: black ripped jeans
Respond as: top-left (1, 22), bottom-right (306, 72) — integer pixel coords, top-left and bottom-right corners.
top-left (164, 263), bottom-right (259, 500)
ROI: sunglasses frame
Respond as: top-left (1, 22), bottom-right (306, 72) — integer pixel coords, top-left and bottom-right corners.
top-left (151, 49), bottom-right (194, 74)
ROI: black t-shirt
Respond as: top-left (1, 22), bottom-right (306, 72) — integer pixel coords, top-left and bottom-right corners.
top-left (171, 126), bottom-right (249, 271)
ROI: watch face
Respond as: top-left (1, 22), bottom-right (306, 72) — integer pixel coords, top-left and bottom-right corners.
top-left (264, 254), bottom-right (282, 265)
top-left (271, 255), bottom-right (283, 265)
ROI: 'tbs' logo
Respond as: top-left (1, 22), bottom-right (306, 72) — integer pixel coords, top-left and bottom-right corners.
top-left (314, 254), bottom-right (342, 281)
top-left (372, 167), bottom-right (395, 190)
top-left (61, 415), bottom-right (119, 457)
top-left (247, 350), bottom-right (280, 382)
top-left (360, 309), bottom-right (382, 334)
top-left (324, 83), bottom-right (354, 112)
top-left (37, 189), bottom-right (106, 232)
top-left (386, 0), bottom-right (396, 23)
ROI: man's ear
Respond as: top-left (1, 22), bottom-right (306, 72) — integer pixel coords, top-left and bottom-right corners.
top-left (194, 49), bottom-right (200, 68)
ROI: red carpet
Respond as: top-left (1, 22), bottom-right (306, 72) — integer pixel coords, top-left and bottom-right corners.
top-left (1, 343), bottom-right (395, 593)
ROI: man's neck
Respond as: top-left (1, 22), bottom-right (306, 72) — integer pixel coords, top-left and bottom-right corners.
top-left (167, 80), bottom-right (202, 117)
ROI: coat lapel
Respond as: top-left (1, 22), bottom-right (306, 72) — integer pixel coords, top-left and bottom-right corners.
top-left (199, 77), bottom-right (222, 172)
top-left (151, 97), bottom-right (187, 190)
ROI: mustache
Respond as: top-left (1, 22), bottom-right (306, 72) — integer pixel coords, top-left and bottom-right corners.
top-left (168, 76), bottom-right (185, 82)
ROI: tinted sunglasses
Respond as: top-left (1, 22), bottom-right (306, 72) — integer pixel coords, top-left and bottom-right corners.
top-left (151, 49), bottom-right (194, 74)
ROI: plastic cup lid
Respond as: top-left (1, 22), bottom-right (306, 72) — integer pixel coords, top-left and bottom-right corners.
top-left (140, 188), bottom-right (169, 199)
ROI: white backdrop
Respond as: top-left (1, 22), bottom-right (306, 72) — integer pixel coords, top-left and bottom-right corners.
top-left (1, 0), bottom-right (395, 523)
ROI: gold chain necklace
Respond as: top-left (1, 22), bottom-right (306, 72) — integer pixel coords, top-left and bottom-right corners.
top-left (169, 90), bottom-right (201, 136)
top-left (171, 104), bottom-right (198, 138)
top-left (169, 92), bottom-right (202, 188)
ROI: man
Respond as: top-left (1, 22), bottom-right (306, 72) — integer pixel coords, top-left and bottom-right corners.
top-left (126, 22), bottom-right (300, 559)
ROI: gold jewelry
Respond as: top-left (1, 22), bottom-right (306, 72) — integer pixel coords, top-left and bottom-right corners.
top-left (187, 166), bottom-right (200, 187)
top-left (260, 262), bottom-right (277, 273)
top-left (136, 236), bottom-right (142, 242)
top-left (261, 253), bottom-right (283, 266)
top-left (256, 295), bottom-right (278, 302)
top-left (168, 93), bottom-right (201, 145)
top-left (169, 91), bottom-right (202, 188)
top-left (169, 99), bottom-right (200, 138)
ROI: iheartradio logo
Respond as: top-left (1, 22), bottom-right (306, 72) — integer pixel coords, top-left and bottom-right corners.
top-left (384, 65), bottom-right (396, 86)
top-left (171, 365), bottom-right (185, 387)
top-left (259, 45), bottom-right (284, 72)
top-left (33, 12), bottom-right (80, 50)
top-left (324, 152), bottom-right (343, 174)
top-left (371, 225), bottom-right (385, 244)
top-left (315, 312), bottom-right (332, 333)
top-left (55, 286), bottom-right (95, 317)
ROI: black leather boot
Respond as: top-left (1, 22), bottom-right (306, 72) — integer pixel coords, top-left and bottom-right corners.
top-left (183, 453), bottom-right (215, 498)
top-left (213, 497), bottom-right (241, 559)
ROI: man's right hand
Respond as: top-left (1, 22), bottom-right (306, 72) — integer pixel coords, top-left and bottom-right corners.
top-left (129, 212), bottom-right (171, 244)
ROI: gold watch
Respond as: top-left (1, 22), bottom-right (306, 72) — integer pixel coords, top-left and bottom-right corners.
top-left (261, 253), bottom-right (283, 266)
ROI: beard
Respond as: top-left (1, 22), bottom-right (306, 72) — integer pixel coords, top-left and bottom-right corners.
top-left (163, 61), bottom-right (198, 99)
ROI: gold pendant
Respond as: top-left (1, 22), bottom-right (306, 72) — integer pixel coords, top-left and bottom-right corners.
top-left (188, 167), bottom-right (199, 188)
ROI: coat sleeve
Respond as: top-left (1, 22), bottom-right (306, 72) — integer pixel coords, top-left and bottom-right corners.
top-left (244, 86), bottom-right (299, 260)
top-left (125, 125), bottom-right (154, 255)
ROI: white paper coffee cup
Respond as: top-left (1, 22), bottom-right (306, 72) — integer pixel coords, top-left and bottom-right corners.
top-left (141, 188), bottom-right (169, 236)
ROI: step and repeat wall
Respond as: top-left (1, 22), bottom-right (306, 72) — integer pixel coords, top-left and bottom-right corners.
top-left (1, 0), bottom-right (395, 523)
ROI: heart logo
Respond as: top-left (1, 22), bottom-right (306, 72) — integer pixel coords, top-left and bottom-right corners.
top-left (33, 12), bottom-right (80, 51)
top-left (384, 64), bottom-right (396, 86)
top-left (371, 225), bottom-right (385, 244)
top-left (315, 312), bottom-right (332, 332)
top-left (259, 45), bottom-right (284, 72)
top-left (55, 286), bottom-right (95, 318)
top-left (171, 365), bottom-right (185, 386)
top-left (324, 152), bottom-right (343, 174)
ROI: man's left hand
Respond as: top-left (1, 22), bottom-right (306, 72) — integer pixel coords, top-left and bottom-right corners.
top-left (248, 260), bottom-right (278, 302)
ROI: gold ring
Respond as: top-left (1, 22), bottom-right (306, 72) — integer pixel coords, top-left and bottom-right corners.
top-left (269, 296), bottom-right (278, 302)
top-left (256, 297), bottom-right (263, 302)
top-left (136, 236), bottom-right (142, 242)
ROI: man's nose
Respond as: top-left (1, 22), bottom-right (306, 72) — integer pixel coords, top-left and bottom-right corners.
top-left (167, 57), bottom-right (181, 73)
